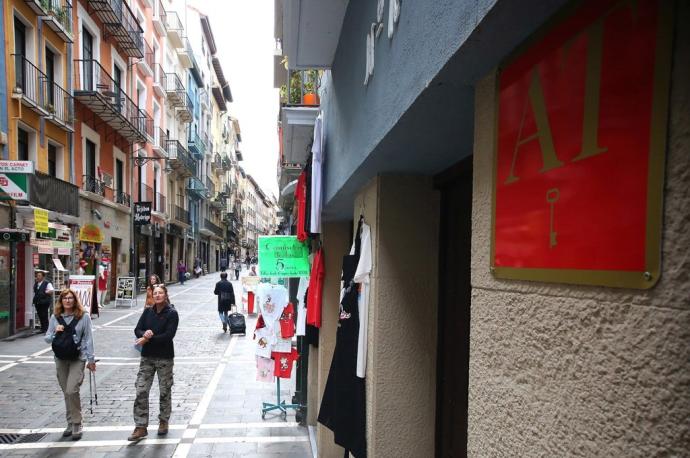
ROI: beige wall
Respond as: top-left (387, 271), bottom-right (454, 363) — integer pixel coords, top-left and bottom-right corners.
top-left (468, 6), bottom-right (690, 456)
top-left (314, 176), bottom-right (440, 458)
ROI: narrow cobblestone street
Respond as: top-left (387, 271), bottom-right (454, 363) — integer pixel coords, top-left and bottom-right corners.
top-left (0, 274), bottom-right (312, 457)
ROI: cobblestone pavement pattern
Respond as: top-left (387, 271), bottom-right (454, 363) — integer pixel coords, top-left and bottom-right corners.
top-left (0, 273), bottom-right (312, 458)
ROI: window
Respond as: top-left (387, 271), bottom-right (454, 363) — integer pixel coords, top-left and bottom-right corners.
top-left (113, 65), bottom-right (123, 112)
top-left (82, 27), bottom-right (94, 90)
top-left (115, 159), bottom-right (124, 193)
top-left (45, 47), bottom-right (55, 106)
top-left (17, 128), bottom-right (29, 161)
top-left (85, 139), bottom-right (96, 178)
top-left (48, 143), bottom-right (57, 177)
top-left (14, 17), bottom-right (26, 92)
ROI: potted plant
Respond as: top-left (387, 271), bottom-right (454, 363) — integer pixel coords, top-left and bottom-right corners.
top-left (302, 69), bottom-right (320, 106)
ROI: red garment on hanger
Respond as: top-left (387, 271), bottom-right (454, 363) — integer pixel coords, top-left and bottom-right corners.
top-left (272, 348), bottom-right (299, 378)
top-left (295, 171), bottom-right (308, 242)
top-left (306, 248), bottom-right (325, 328)
top-left (279, 303), bottom-right (296, 338)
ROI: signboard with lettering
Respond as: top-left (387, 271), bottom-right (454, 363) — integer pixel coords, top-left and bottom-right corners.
top-left (34, 208), bottom-right (49, 233)
top-left (492, 0), bottom-right (672, 289)
top-left (0, 161), bottom-right (33, 201)
top-left (257, 236), bottom-right (310, 277)
top-left (115, 276), bottom-right (136, 308)
top-left (69, 275), bottom-right (95, 314)
top-left (134, 202), bottom-right (152, 226)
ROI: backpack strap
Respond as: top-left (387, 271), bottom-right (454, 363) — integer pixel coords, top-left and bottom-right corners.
top-left (57, 316), bottom-right (67, 327)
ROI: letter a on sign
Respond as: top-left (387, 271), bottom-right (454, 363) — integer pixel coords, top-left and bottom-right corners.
top-left (492, 0), bottom-right (673, 289)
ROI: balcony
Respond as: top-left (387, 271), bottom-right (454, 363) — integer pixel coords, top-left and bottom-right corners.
top-left (186, 177), bottom-right (207, 200)
top-left (210, 193), bottom-right (225, 209)
top-left (154, 192), bottom-right (166, 214)
top-left (164, 72), bottom-right (184, 107)
top-left (29, 172), bottom-right (79, 217)
top-left (113, 189), bottom-right (131, 207)
top-left (201, 218), bottom-right (224, 239)
top-left (137, 38), bottom-right (154, 77)
top-left (166, 139), bottom-right (196, 178)
top-left (141, 111), bottom-right (154, 142)
top-left (153, 64), bottom-right (166, 98)
top-left (170, 202), bottom-right (190, 226)
top-left (222, 155), bottom-right (232, 171)
top-left (87, 0), bottom-right (144, 58)
top-left (44, 78), bottom-right (75, 131)
top-left (187, 132), bottom-right (206, 160)
top-left (24, 0), bottom-right (74, 42)
top-left (152, 0), bottom-right (166, 36)
top-left (82, 175), bottom-right (106, 197)
top-left (176, 92), bottom-right (193, 123)
top-left (164, 10), bottom-right (184, 49)
top-left (74, 59), bottom-right (146, 142)
top-left (211, 153), bottom-right (223, 173)
top-left (177, 37), bottom-right (193, 69)
top-left (153, 127), bottom-right (167, 154)
top-left (206, 177), bottom-right (216, 196)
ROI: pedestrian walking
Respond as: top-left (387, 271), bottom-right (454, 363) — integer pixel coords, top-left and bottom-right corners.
top-left (128, 284), bottom-right (179, 441)
top-left (245, 254), bottom-right (251, 270)
top-left (220, 257), bottom-right (228, 272)
top-left (234, 260), bottom-right (241, 281)
top-left (214, 272), bottom-right (236, 333)
top-left (45, 288), bottom-right (96, 441)
top-left (33, 269), bottom-right (54, 333)
top-left (177, 260), bottom-right (187, 285)
top-left (144, 274), bottom-right (162, 308)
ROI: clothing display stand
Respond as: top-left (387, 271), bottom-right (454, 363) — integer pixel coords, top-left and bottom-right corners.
top-left (261, 377), bottom-right (299, 420)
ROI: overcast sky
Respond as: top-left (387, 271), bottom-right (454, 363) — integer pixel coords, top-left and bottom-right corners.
top-left (191, 0), bottom-right (280, 198)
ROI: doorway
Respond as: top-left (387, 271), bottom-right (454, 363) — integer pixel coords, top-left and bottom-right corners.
top-left (110, 238), bottom-right (120, 300)
top-left (435, 157), bottom-right (472, 457)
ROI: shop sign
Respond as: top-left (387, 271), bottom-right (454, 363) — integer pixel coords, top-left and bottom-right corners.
top-left (0, 173), bottom-right (29, 201)
top-left (33, 208), bottom-right (49, 234)
top-left (79, 224), bottom-right (104, 243)
top-left (133, 202), bottom-right (152, 226)
top-left (69, 275), bottom-right (95, 313)
top-left (492, 0), bottom-right (673, 289)
top-left (258, 236), bottom-right (310, 277)
top-left (0, 229), bottom-right (30, 243)
top-left (0, 161), bottom-right (34, 173)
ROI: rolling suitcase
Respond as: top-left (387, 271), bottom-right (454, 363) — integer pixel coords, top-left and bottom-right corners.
top-left (228, 306), bottom-right (246, 335)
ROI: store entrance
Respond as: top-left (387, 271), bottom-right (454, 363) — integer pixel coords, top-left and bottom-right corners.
top-left (435, 157), bottom-right (472, 457)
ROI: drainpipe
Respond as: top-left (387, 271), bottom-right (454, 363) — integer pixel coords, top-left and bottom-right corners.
top-left (0, 0), bottom-right (8, 160)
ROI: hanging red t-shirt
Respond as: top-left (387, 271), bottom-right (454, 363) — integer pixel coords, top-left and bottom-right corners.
top-left (279, 303), bottom-right (296, 338)
top-left (306, 248), bottom-right (325, 328)
top-left (295, 171), bottom-right (308, 242)
top-left (272, 347), bottom-right (299, 379)
top-left (254, 314), bottom-right (266, 339)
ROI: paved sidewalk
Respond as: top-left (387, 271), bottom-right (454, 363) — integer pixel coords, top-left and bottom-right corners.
top-left (0, 274), bottom-right (311, 457)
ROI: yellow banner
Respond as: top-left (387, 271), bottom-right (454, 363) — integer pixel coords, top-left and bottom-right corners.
top-left (34, 208), bottom-right (49, 233)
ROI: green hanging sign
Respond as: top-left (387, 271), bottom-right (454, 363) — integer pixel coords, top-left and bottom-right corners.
top-left (258, 236), bottom-right (310, 278)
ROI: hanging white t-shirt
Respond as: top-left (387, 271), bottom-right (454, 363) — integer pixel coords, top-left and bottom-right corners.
top-left (255, 327), bottom-right (275, 358)
top-left (295, 276), bottom-right (308, 336)
top-left (353, 223), bottom-right (372, 378)
top-left (310, 113), bottom-right (324, 234)
top-left (255, 284), bottom-right (289, 328)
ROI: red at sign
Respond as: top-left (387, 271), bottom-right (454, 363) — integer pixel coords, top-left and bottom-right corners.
top-left (492, 0), bottom-right (672, 289)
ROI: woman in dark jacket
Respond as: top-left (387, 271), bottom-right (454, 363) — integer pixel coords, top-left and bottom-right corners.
top-left (128, 284), bottom-right (179, 442)
top-left (213, 272), bottom-right (236, 333)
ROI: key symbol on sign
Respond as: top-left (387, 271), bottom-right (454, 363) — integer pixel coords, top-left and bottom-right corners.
top-left (546, 188), bottom-right (560, 248)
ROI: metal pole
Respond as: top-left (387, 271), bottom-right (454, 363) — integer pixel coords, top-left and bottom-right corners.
top-left (9, 202), bottom-right (16, 336)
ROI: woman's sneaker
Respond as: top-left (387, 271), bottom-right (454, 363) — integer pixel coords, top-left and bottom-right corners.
top-left (71, 423), bottom-right (83, 440)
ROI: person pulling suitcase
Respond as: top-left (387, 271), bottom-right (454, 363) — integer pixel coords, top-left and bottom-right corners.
top-left (213, 272), bottom-right (236, 333)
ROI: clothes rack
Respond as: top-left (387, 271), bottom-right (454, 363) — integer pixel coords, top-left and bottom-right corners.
top-left (261, 377), bottom-right (300, 420)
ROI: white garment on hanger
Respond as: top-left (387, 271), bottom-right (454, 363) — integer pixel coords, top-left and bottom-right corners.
top-left (255, 284), bottom-right (289, 328)
top-left (310, 113), bottom-right (324, 233)
top-left (296, 277), bottom-right (308, 336)
top-left (352, 223), bottom-right (372, 379)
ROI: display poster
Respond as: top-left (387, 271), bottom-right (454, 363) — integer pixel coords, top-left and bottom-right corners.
top-left (257, 236), bottom-right (310, 277)
top-left (69, 275), bottom-right (95, 313)
top-left (33, 208), bottom-right (49, 233)
top-left (134, 202), bottom-right (152, 226)
top-left (115, 276), bottom-right (136, 308)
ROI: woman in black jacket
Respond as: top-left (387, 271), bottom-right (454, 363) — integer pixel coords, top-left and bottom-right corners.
top-left (214, 272), bottom-right (236, 333)
top-left (128, 284), bottom-right (179, 442)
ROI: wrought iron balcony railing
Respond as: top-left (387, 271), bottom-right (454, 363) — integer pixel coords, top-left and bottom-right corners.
top-left (164, 72), bottom-right (184, 106)
top-left (114, 190), bottom-right (131, 206)
top-left (203, 218), bottom-right (224, 238)
top-left (87, 0), bottom-right (144, 58)
top-left (188, 132), bottom-right (206, 159)
top-left (171, 204), bottom-right (190, 225)
top-left (83, 175), bottom-right (106, 196)
top-left (154, 192), bottom-right (166, 213)
top-left (73, 59), bottom-right (146, 142)
top-left (166, 139), bottom-right (196, 177)
top-left (153, 127), bottom-right (168, 153)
